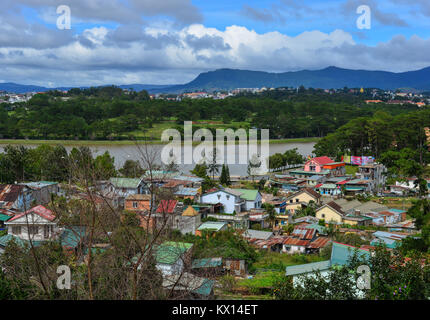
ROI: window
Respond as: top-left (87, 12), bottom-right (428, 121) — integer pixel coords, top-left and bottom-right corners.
top-left (296, 199), bottom-right (299, 203)
top-left (322, 214), bottom-right (325, 218)
top-left (226, 195), bottom-right (230, 200)
top-left (28, 226), bottom-right (39, 235)
top-left (133, 202), bottom-right (138, 208)
top-left (290, 200), bottom-right (293, 203)
top-left (12, 226), bottom-right (21, 235)
top-left (217, 194), bottom-right (221, 200)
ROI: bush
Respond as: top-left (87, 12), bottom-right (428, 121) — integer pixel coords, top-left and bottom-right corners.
top-left (219, 275), bottom-right (237, 293)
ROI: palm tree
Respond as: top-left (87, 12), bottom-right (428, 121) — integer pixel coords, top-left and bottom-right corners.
top-left (263, 203), bottom-right (277, 229)
top-left (208, 148), bottom-right (221, 180)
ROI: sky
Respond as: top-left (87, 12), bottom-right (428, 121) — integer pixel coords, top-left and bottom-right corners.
top-left (1, 0), bottom-right (430, 87)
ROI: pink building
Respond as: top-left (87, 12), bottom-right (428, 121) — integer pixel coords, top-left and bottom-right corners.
top-left (304, 156), bottom-right (334, 173)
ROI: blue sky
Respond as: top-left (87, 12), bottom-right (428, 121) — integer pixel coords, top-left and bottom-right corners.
top-left (0, 0), bottom-right (430, 87)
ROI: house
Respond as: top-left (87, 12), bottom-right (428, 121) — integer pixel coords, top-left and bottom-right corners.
top-left (191, 257), bottom-right (224, 277)
top-left (4, 205), bottom-right (59, 242)
top-left (284, 188), bottom-right (321, 214)
top-left (316, 201), bottom-right (373, 226)
top-left (386, 220), bottom-right (417, 234)
top-left (134, 241), bottom-right (193, 276)
top-left (104, 177), bottom-right (148, 207)
top-left (200, 188), bottom-right (262, 214)
top-left (20, 181), bottom-right (60, 205)
top-left (178, 206), bottom-right (202, 235)
top-left (125, 194), bottom-right (153, 212)
top-left (207, 211), bottom-right (250, 230)
top-left (223, 258), bottom-right (247, 276)
top-left (316, 183), bottom-right (341, 196)
top-left (306, 175), bottom-right (326, 187)
top-left (140, 200), bottom-right (184, 231)
top-left (195, 221), bottom-right (228, 236)
top-left (371, 231), bottom-right (408, 249)
top-left (201, 189), bottom-right (244, 214)
top-left (322, 162), bottom-right (346, 177)
top-left (162, 273), bottom-right (215, 300)
top-left (172, 175), bottom-right (204, 188)
top-left (0, 184), bottom-right (33, 212)
top-left (285, 242), bottom-right (371, 297)
top-left (242, 229), bottom-right (274, 241)
top-left (358, 163), bottom-right (387, 192)
top-left (174, 187), bottom-right (201, 202)
top-left (378, 209), bottom-right (406, 225)
top-left (229, 189), bottom-right (262, 211)
top-left (304, 156), bottom-right (335, 173)
top-left (344, 179), bottom-right (372, 195)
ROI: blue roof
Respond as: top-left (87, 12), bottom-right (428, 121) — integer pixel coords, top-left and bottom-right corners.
top-left (174, 188), bottom-right (200, 196)
top-left (387, 209), bottom-right (406, 214)
top-left (60, 226), bottom-right (86, 249)
top-left (192, 279), bottom-right (215, 296)
top-left (330, 242), bottom-right (371, 266)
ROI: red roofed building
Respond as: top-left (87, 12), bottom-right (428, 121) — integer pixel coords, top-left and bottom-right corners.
top-left (156, 200), bottom-right (179, 214)
top-left (305, 156), bottom-right (334, 173)
top-left (5, 205), bottom-right (59, 241)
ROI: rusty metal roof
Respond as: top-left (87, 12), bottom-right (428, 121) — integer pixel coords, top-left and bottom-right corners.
top-left (308, 237), bottom-right (331, 249)
top-left (0, 184), bottom-right (25, 209)
top-left (291, 226), bottom-right (316, 240)
top-left (283, 237), bottom-right (310, 246)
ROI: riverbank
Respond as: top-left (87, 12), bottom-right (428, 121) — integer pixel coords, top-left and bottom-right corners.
top-left (0, 137), bottom-right (321, 146)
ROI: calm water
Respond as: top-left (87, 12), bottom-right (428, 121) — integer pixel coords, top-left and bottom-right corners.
top-left (0, 142), bottom-right (316, 177)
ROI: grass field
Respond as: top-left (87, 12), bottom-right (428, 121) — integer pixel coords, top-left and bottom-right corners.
top-left (0, 119), bottom-right (321, 146)
top-left (0, 137), bottom-right (320, 146)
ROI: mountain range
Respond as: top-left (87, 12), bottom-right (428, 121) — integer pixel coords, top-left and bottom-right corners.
top-left (2, 66), bottom-right (430, 94)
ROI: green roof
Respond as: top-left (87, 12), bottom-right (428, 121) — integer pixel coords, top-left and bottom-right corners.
top-left (0, 234), bottom-right (44, 248)
top-left (156, 242), bottom-right (193, 265)
top-left (60, 226), bottom-right (86, 249)
top-left (197, 222), bottom-right (227, 232)
top-left (0, 214), bottom-right (12, 222)
top-left (331, 242), bottom-right (370, 266)
top-left (286, 260), bottom-right (331, 276)
top-left (320, 184), bottom-right (337, 189)
top-left (109, 178), bottom-right (142, 189)
top-left (192, 257), bottom-right (223, 269)
top-left (192, 279), bottom-right (215, 296)
top-left (235, 189), bottom-right (259, 201)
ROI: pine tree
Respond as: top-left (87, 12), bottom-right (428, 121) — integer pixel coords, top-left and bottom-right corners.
top-left (220, 164), bottom-right (227, 185)
top-left (225, 165), bottom-right (231, 186)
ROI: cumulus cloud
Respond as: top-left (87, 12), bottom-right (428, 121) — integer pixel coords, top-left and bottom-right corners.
top-left (1, 22), bottom-right (430, 87)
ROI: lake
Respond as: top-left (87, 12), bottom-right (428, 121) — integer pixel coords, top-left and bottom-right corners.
top-left (0, 142), bottom-right (316, 177)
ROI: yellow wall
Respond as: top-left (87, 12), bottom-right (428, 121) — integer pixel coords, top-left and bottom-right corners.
top-left (342, 218), bottom-right (359, 226)
top-left (288, 192), bottom-right (319, 205)
top-left (316, 206), bottom-right (343, 223)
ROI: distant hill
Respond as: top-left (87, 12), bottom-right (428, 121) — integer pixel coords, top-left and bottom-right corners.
top-left (2, 66), bottom-right (430, 94)
top-left (0, 83), bottom-right (175, 94)
top-left (152, 66), bottom-right (430, 93)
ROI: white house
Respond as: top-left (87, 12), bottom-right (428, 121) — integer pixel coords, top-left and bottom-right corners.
top-left (201, 189), bottom-right (245, 214)
top-left (4, 205), bottom-right (59, 242)
top-left (200, 188), bottom-right (262, 214)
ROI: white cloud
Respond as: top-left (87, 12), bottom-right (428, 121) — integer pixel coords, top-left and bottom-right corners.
top-left (0, 24), bottom-right (430, 87)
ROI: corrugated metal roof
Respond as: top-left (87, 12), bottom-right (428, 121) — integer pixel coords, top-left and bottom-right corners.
top-left (286, 260), bottom-right (331, 276)
top-left (283, 237), bottom-right (310, 246)
top-left (308, 237), bottom-right (331, 249)
top-left (191, 257), bottom-right (223, 269)
top-left (7, 205), bottom-right (55, 222)
top-left (291, 227), bottom-right (316, 240)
